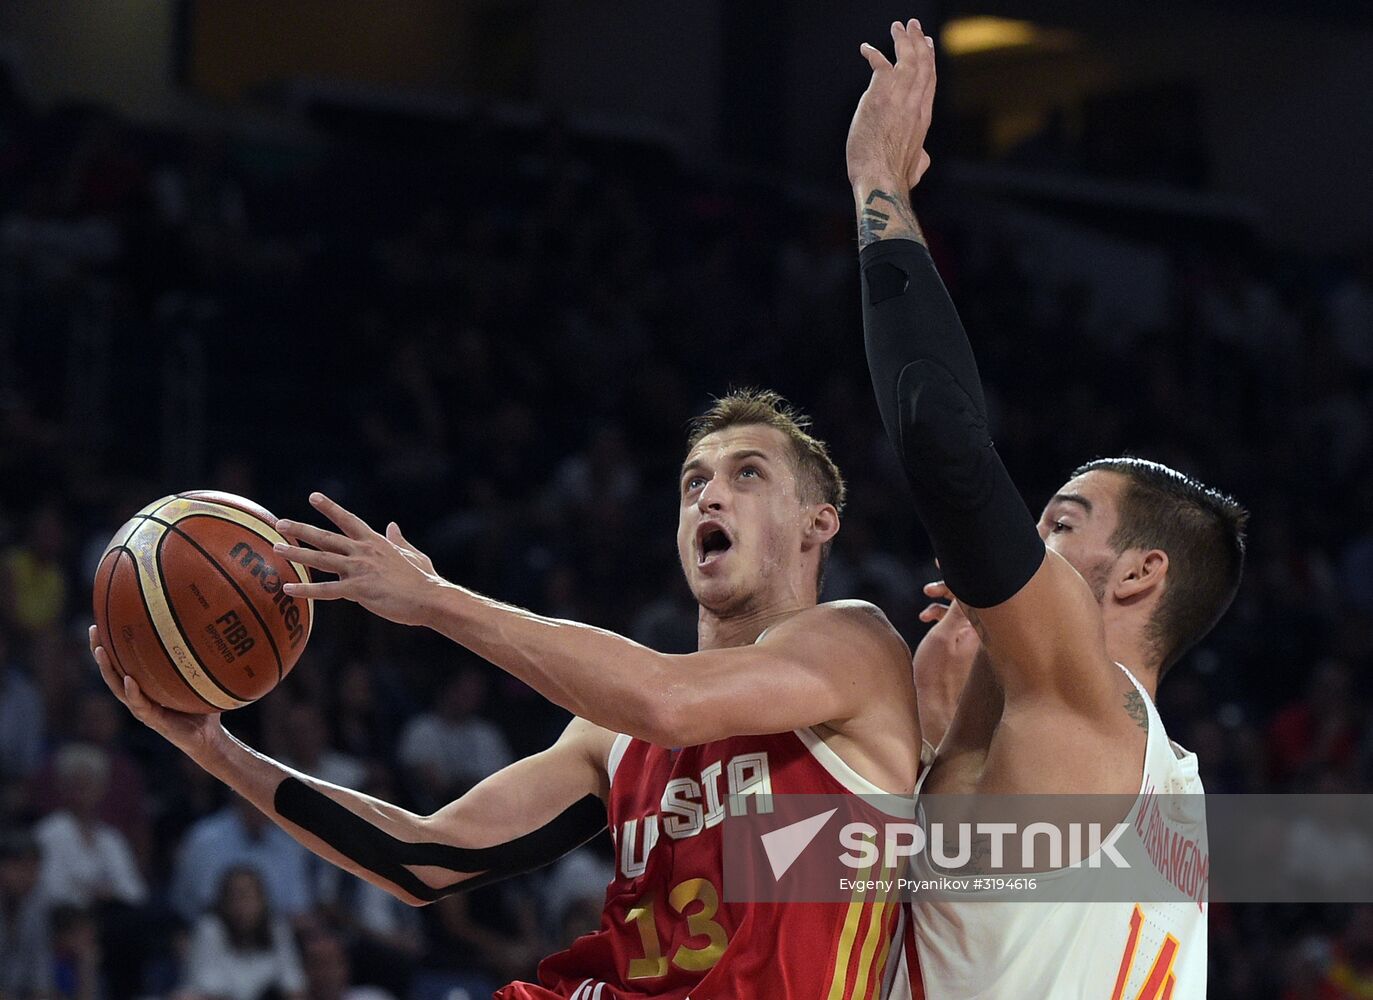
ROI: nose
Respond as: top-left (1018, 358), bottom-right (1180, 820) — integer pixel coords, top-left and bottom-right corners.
top-left (697, 475), bottom-right (728, 513)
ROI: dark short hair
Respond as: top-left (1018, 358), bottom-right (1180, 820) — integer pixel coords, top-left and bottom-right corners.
top-left (214, 865), bottom-right (273, 951)
top-left (1073, 457), bottom-right (1247, 675)
top-left (687, 389), bottom-right (847, 590)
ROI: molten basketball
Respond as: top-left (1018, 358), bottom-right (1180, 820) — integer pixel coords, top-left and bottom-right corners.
top-left (92, 491), bottom-right (313, 714)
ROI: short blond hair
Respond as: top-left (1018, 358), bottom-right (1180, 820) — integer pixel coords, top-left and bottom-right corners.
top-left (687, 388), bottom-right (847, 589)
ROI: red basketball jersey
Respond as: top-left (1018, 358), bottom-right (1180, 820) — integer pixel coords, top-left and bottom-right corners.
top-left (496, 729), bottom-right (919, 1000)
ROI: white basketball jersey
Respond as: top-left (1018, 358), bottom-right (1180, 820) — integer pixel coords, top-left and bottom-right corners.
top-left (909, 665), bottom-right (1208, 999)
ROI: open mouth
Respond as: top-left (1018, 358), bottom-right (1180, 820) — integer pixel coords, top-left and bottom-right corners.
top-left (697, 524), bottom-right (734, 566)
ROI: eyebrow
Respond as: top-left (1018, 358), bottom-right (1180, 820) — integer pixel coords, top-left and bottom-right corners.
top-left (1048, 493), bottom-right (1093, 514)
top-left (680, 449), bottom-right (773, 478)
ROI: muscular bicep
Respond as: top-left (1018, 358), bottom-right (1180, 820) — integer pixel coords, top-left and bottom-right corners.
top-left (968, 548), bottom-right (1113, 707)
top-left (649, 603), bottom-right (907, 746)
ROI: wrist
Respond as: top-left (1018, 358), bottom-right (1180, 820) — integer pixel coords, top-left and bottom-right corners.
top-left (186, 720), bottom-right (232, 767)
top-left (852, 177), bottom-right (911, 202)
top-left (416, 576), bottom-right (464, 633)
top-left (854, 182), bottom-right (924, 249)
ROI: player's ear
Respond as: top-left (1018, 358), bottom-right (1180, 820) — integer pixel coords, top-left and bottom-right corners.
top-left (806, 504), bottom-right (840, 550)
top-left (1114, 548), bottom-right (1167, 602)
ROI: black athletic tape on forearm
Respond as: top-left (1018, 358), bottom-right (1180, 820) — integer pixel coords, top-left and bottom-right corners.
top-left (860, 238), bottom-right (1045, 609)
top-left (274, 778), bottom-right (606, 902)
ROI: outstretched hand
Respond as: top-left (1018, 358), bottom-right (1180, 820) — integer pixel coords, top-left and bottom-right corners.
top-left (88, 625), bottom-right (224, 758)
top-left (274, 492), bottom-right (444, 628)
top-left (846, 18), bottom-right (936, 191)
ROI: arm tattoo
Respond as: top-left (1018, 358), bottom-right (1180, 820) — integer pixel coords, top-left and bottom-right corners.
top-left (857, 189), bottom-right (926, 249)
top-left (1123, 690), bottom-right (1149, 731)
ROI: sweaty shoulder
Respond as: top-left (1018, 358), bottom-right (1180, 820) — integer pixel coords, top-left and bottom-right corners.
top-left (765, 600), bottom-right (911, 669)
top-left (822, 598), bottom-right (900, 622)
top-left (820, 599), bottom-right (907, 639)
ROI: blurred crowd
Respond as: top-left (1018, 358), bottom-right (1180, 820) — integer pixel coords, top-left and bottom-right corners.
top-left (0, 63), bottom-right (1369, 1000)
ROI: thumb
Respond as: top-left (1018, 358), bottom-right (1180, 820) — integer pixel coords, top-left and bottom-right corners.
top-left (860, 41), bottom-right (892, 73)
top-left (386, 521), bottom-right (408, 547)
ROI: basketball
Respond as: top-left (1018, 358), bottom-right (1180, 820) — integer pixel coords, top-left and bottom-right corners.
top-left (91, 491), bottom-right (314, 714)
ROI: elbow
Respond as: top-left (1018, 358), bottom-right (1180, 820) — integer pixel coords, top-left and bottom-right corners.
top-left (374, 871), bottom-right (434, 908)
top-left (636, 698), bottom-right (690, 749)
top-left (392, 874), bottom-right (468, 908)
top-left (633, 659), bottom-right (703, 747)
top-left (638, 709), bottom-right (693, 749)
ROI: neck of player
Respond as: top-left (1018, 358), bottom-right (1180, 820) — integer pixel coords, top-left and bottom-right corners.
top-left (695, 599), bottom-right (810, 652)
top-left (1102, 603), bottom-right (1163, 700)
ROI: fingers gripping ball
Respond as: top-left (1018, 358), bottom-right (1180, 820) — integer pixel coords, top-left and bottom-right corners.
top-left (92, 492), bottom-right (314, 714)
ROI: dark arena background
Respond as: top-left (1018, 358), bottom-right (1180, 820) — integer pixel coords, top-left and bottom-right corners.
top-left (1, 3), bottom-right (1370, 998)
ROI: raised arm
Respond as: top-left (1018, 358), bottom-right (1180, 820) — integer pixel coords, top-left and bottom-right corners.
top-left (272, 498), bottom-right (907, 746)
top-left (89, 627), bottom-right (609, 906)
top-left (416, 596), bottom-right (908, 748)
top-left (846, 20), bottom-right (1110, 706)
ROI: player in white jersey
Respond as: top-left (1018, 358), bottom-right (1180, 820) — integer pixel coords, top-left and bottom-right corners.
top-left (909, 631), bottom-right (1209, 998)
top-left (846, 19), bottom-right (1246, 998)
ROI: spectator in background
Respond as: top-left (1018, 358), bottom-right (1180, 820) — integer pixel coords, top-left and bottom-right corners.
top-left (34, 745), bottom-right (150, 1000)
top-left (1324, 906), bottom-right (1373, 999)
top-left (1284, 771), bottom-right (1373, 898)
top-left (278, 701), bottom-right (367, 790)
top-left (0, 504), bottom-right (67, 642)
top-left (300, 930), bottom-right (396, 1000)
top-left (0, 830), bottom-right (52, 1000)
top-left (179, 866), bottom-right (305, 1000)
top-left (1281, 936), bottom-right (1333, 1000)
top-left (33, 745), bottom-right (145, 909)
top-left (425, 886), bottom-right (541, 991)
top-left (1188, 717), bottom-right (1266, 794)
top-left (539, 847), bottom-right (614, 950)
top-left (315, 766), bottom-right (422, 1000)
top-left (397, 666), bottom-right (511, 812)
top-left (0, 626), bottom-right (44, 795)
top-left (48, 905), bottom-right (101, 1000)
top-left (0, 66), bottom-right (1367, 1000)
top-left (152, 753), bottom-right (224, 877)
top-left (629, 565), bottom-right (697, 655)
top-left (817, 516), bottom-right (920, 625)
top-left (1268, 660), bottom-right (1363, 788)
top-left (170, 795), bottom-right (316, 921)
top-left (331, 660), bottom-right (395, 762)
top-left (542, 423), bottom-right (640, 519)
top-left (32, 691), bottom-right (151, 871)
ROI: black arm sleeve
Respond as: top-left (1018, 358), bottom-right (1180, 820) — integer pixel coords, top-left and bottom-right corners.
top-left (274, 778), bottom-right (606, 902)
top-left (860, 237), bottom-right (1044, 608)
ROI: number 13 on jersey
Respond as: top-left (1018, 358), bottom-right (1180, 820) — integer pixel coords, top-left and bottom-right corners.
top-left (624, 878), bottom-right (730, 980)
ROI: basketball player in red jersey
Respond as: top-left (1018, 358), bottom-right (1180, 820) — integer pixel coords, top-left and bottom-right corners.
top-left (91, 390), bottom-right (923, 999)
top-left (851, 21), bottom-right (1245, 996)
